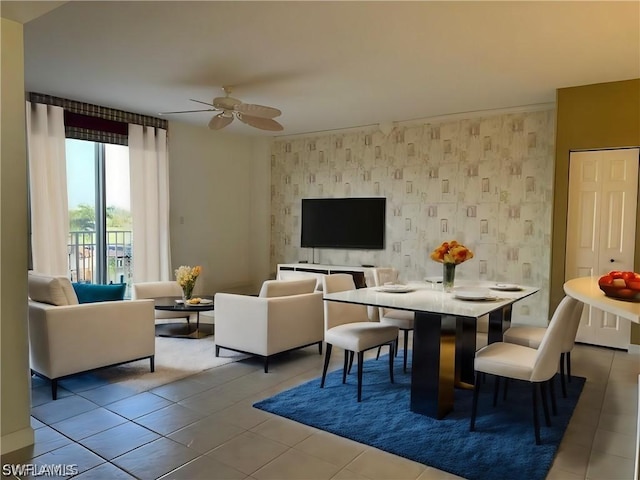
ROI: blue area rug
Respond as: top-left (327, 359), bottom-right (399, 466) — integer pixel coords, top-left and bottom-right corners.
top-left (253, 352), bottom-right (585, 480)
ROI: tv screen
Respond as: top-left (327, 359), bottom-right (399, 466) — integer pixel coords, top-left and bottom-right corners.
top-left (301, 197), bottom-right (386, 249)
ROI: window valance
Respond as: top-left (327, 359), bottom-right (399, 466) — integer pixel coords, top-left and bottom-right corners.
top-left (27, 92), bottom-right (167, 146)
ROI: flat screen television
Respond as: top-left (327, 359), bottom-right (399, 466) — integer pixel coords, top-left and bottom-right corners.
top-left (301, 197), bottom-right (386, 249)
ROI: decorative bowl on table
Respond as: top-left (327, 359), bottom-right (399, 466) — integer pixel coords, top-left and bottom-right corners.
top-left (598, 271), bottom-right (640, 302)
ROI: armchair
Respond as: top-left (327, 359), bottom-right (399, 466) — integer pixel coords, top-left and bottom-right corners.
top-left (28, 272), bottom-right (155, 399)
top-left (214, 278), bottom-right (323, 372)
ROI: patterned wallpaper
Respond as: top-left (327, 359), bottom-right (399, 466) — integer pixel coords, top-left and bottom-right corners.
top-left (270, 108), bottom-right (556, 325)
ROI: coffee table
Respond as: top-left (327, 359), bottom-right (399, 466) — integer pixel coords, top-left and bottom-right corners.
top-left (153, 296), bottom-right (214, 339)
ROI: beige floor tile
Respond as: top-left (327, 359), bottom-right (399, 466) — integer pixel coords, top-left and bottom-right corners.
top-left (209, 400), bottom-right (276, 430)
top-left (585, 450), bottom-right (635, 480)
top-left (331, 469), bottom-right (372, 480)
top-left (294, 432), bottom-right (366, 469)
top-left (159, 454), bottom-right (247, 480)
top-left (415, 466), bottom-right (465, 479)
top-left (550, 442), bottom-right (591, 477)
top-left (545, 466), bottom-right (585, 480)
top-left (206, 431), bottom-right (289, 475)
top-left (590, 428), bottom-right (637, 460)
top-left (168, 415), bottom-right (245, 453)
top-left (250, 417), bottom-right (316, 447)
top-left (345, 449), bottom-right (425, 480)
top-left (253, 448), bottom-right (342, 480)
top-left (597, 411), bottom-right (638, 436)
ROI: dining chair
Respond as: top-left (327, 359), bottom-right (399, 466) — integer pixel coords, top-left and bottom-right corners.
top-left (372, 267), bottom-right (414, 373)
top-left (503, 297), bottom-right (584, 397)
top-left (470, 295), bottom-right (579, 445)
top-left (321, 274), bottom-right (399, 402)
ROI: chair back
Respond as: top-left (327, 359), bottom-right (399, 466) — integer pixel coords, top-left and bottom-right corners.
top-left (530, 296), bottom-right (579, 382)
top-left (323, 274), bottom-right (369, 330)
top-left (259, 278), bottom-right (316, 298)
top-left (132, 281), bottom-right (181, 300)
top-left (561, 301), bottom-right (584, 353)
top-left (28, 272), bottom-right (79, 306)
top-left (372, 267), bottom-right (399, 286)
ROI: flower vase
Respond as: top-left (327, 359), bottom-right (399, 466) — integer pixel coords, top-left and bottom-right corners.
top-left (182, 283), bottom-right (195, 302)
top-left (443, 263), bottom-right (456, 292)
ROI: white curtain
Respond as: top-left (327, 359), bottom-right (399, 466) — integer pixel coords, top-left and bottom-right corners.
top-left (26, 102), bottom-right (69, 275)
top-left (129, 124), bottom-right (172, 282)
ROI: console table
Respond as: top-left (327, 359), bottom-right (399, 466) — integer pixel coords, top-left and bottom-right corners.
top-left (277, 263), bottom-right (375, 288)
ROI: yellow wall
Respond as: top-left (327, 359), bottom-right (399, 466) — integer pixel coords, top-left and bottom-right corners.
top-left (551, 79), bottom-right (640, 344)
top-left (1, 17), bottom-right (34, 453)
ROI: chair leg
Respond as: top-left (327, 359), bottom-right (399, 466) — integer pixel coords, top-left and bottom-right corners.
top-left (264, 357), bottom-right (269, 373)
top-left (318, 341), bottom-right (323, 355)
top-left (150, 355), bottom-right (155, 372)
top-left (548, 377), bottom-right (557, 416)
top-left (566, 351), bottom-right (572, 383)
top-left (388, 342), bottom-right (395, 384)
top-left (342, 350), bottom-right (349, 384)
top-left (51, 379), bottom-right (58, 400)
top-left (348, 351), bottom-right (354, 374)
top-left (493, 376), bottom-right (500, 407)
top-left (470, 371), bottom-right (482, 431)
top-left (532, 383), bottom-right (541, 445)
top-left (215, 345), bottom-right (220, 357)
top-left (503, 378), bottom-right (509, 401)
top-left (403, 330), bottom-right (409, 373)
top-left (320, 344), bottom-right (332, 388)
top-left (357, 351), bottom-right (364, 402)
top-left (376, 346), bottom-right (382, 360)
top-left (560, 353), bottom-right (567, 398)
top-left (540, 382), bottom-right (551, 427)
top-left (395, 336), bottom-right (399, 357)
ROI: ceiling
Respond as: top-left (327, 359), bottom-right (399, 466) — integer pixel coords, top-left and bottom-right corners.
top-left (5, 1), bottom-right (640, 137)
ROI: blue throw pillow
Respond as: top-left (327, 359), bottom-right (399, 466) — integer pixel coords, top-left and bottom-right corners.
top-left (72, 282), bottom-right (126, 303)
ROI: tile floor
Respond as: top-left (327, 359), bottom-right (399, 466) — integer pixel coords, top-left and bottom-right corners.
top-left (2, 342), bottom-right (638, 480)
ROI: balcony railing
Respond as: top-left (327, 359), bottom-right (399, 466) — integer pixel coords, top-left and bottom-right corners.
top-left (68, 230), bottom-right (132, 292)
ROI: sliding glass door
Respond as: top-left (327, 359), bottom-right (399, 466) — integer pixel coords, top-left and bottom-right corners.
top-left (66, 139), bottom-right (132, 293)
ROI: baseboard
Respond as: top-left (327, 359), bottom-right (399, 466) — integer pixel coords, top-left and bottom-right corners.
top-left (628, 343), bottom-right (640, 354)
top-left (1, 426), bottom-right (34, 455)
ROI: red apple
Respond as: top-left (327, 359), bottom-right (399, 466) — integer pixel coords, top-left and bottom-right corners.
top-left (598, 274), bottom-right (613, 286)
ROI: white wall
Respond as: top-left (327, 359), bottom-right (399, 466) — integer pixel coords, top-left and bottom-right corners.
top-left (167, 122), bottom-right (271, 295)
top-left (1, 17), bottom-right (34, 454)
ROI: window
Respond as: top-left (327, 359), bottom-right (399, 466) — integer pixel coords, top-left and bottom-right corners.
top-left (66, 139), bottom-right (132, 294)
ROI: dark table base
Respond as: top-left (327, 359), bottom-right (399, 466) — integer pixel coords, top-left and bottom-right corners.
top-left (155, 322), bottom-right (214, 339)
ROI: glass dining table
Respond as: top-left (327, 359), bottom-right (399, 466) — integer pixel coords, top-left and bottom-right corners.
top-left (323, 280), bottom-right (539, 419)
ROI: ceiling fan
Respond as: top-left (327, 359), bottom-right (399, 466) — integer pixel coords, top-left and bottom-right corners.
top-left (159, 87), bottom-right (283, 131)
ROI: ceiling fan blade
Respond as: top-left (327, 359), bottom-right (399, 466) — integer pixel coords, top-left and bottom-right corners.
top-left (190, 99), bottom-right (216, 107)
top-left (158, 108), bottom-right (215, 115)
top-left (235, 103), bottom-right (281, 119)
top-left (208, 113), bottom-right (234, 130)
top-left (237, 113), bottom-right (283, 131)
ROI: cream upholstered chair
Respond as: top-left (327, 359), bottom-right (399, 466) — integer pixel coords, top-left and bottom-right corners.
top-left (28, 272), bottom-right (155, 399)
top-left (132, 281), bottom-right (198, 324)
top-left (470, 295), bottom-right (579, 444)
top-left (372, 267), bottom-right (414, 373)
top-left (503, 298), bottom-right (584, 397)
top-left (214, 278), bottom-right (324, 372)
top-left (321, 274), bottom-right (399, 402)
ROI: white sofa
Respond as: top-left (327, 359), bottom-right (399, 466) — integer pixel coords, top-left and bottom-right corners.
top-left (28, 272), bottom-right (155, 399)
top-left (214, 278), bottom-right (324, 372)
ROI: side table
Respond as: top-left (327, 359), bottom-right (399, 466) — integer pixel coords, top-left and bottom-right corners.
top-left (153, 296), bottom-right (214, 339)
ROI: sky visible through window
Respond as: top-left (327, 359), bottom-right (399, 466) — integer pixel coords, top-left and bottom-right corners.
top-left (66, 139), bottom-right (130, 210)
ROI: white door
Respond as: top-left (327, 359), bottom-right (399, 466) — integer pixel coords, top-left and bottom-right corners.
top-left (565, 148), bottom-right (639, 349)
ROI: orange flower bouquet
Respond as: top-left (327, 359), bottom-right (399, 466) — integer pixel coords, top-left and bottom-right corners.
top-left (175, 265), bottom-right (202, 301)
top-left (430, 240), bottom-right (474, 265)
top-left (430, 241), bottom-right (474, 291)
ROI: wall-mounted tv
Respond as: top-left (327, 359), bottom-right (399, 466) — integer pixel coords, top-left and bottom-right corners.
top-left (301, 197), bottom-right (386, 250)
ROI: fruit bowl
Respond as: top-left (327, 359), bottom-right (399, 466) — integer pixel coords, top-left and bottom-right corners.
top-left (598, 271), bottom-right (640, 301)
top-left (598, 285), bottom-right (640, 301)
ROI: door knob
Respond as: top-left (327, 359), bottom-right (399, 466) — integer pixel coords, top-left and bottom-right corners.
top-left (610, 259), bottom-right (615, 263)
